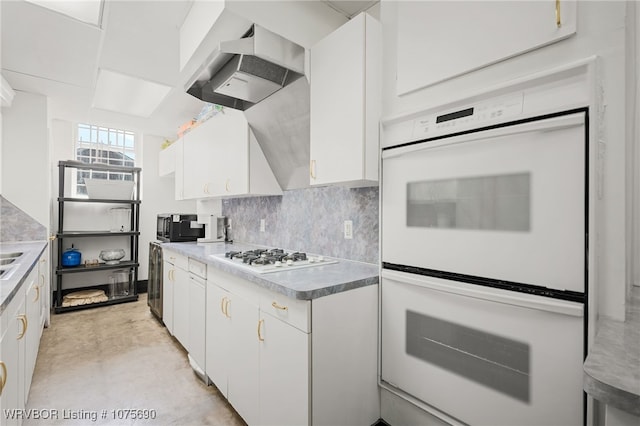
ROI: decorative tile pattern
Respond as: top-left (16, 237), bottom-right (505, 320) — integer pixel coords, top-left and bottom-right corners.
top-left (221, 186), bottom-right (379, 263)
top-left (0, 195), bottom-right (47, 242)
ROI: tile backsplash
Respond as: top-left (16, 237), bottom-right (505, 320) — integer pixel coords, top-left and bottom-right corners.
top-left (0, 195), bottom-right (47, 242)
top-left (222, 186), bottom-right (379, 264)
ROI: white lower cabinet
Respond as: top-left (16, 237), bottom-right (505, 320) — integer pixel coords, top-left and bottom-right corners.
top-left (205, 283), bottom-right (231, 396)
top-left (258, 311), bottom-right (309, 426)
top-left (205, 267), bottom-right (379, 426)
top-left (0, 249), bottom-right (53, 426)
top-left (164, 251), bottom-right (207, 373)
top-left (0, 286), bottom-right (26, 426)
top-left (172, 266), bottom-right (189, 347)
top-left (188, 274), bottom-right (206, 370)
top-left (227, 291), bottom-right (260, 426)
top-left (24, 267), bottom-right (42, 401)
top-left (162, 259), bottom-right (174, 335)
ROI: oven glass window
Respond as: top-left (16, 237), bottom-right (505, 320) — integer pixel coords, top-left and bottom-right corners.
top-left (407, 172), bottom-right (530, 231)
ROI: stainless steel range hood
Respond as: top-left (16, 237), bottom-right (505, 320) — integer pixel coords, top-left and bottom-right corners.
top-left (186, 24), bottom-right (305, 111)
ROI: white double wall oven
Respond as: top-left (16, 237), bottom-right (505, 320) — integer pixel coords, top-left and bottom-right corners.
top-left (379, 60), bottom-right (598, 425)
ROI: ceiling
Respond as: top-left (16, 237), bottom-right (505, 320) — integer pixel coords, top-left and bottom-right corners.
top-left (0, 0), bottom-right (377, 139)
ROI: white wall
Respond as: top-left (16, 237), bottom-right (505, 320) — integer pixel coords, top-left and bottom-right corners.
top-left (139, 134), bottom-right (197, 280)
top-left (1, 90), bottom-right (50, 229)
top-left (381, 1), bottom-right (629, 321)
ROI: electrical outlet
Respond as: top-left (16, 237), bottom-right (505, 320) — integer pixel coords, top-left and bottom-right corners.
top-left (344, 220), bottom-right (353, 239)
top-left (260, 219), bottom-right (266, 233)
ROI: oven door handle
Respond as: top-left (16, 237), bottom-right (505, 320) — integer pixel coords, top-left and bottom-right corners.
top-left (382, 269), bottom-right (584, 317)
top-left (382, 112), bottom-right (586, 159)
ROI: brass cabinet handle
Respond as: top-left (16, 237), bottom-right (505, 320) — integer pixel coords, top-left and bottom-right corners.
top-left (169, 269), bottom-right (175, 281)
top-left (17, 314), bottom-right (28, 340)
top-left (271, 301), bottom-right (288, 311)
top-left (555, 0), bottom-right (561, 28)
top-left (224, 299), bottom-right (231, 318)
top-left (203, 183), bottom-right (209, 194)
top-left (39, 273), bottom-right (45, 286)
top-left (310, 160), bottom-right (316, 179)
top-left (225, 179), bottom-right (230, 192)
top-left (0, 361), bottom-right (6, 396)
top-left (34, 285), bottom-right (40, 303)
top-left (48, 234), bottom-right (56, 241)
top-left (257, 319), bottom-right (264, 342)
top-left (220, 297), bottom-right (226, 315)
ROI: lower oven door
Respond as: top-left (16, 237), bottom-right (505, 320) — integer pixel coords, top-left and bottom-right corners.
top-left (380, 269), bottom-right (584, 426)
top-left (382, 111), bottom-right (586, 293)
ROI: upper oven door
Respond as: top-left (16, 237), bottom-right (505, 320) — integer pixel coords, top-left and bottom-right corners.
top-left (382, 111), bottom-right (586, 293)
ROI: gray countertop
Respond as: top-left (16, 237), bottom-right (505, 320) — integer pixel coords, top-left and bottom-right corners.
top-left (161, 241), bottom-right (379, 300)
top-left (583, 288), bottom-right (640, 416)
top-left (0, 240), bottom-right (48, 315)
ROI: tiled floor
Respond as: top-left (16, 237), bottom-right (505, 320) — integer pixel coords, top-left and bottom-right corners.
top-left (25, 294), bottom-right (246, 426)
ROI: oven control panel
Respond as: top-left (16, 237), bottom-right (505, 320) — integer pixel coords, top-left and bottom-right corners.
top-left (411, 93), bottom-right (524, 140)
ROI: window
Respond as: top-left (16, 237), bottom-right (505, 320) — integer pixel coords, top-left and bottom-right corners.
top-left (75, 123), bottom-right (136, 195)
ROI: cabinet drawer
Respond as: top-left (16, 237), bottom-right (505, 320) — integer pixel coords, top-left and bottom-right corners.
top-left (164, 250), bottom-right (188, 270)
top-left (261, 292), bottom-right (310, 333)
top-left (188, 258), bottom-right (207, 279)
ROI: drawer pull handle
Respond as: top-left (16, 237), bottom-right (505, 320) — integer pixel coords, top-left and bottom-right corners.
top-left (225, 179), bottom-right (230, 192)
top-left (555, 0), bottom-right (561, 28)
top-left (0, 362), bottom-right (6, 396)
top-left (271, 301), bottom-right (288, 311)
top-left (17, 314), bottom-right (28, 340)
top-left (257, 319), bottom-right (264, 342)
top-left (224, 299), bottom-right (231, 318)
top-left (220, 297), bottom-right (226, 315)
top-left (34, 285), bottom-right (40, 302)
top-left (310, 160), bottom-right (316, 180)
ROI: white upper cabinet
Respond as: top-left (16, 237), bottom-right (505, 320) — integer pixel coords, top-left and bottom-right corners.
top-left (310, 12), bottom-right (381, 187)
top-left (158, 140), bottom-right (177, 177)
top-left (182, 109), bottom-right (282, 199)
top-left (395, 0), bottom-right (578, 95)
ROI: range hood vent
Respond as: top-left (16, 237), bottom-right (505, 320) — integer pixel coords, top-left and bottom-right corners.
top-left (186, 25), bottom-right (305, 111)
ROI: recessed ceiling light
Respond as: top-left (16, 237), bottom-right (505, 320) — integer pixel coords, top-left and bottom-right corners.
top-left (92, 69), bottom-right (172, 118)
top-left (25, 0), bottom-right (104, 26)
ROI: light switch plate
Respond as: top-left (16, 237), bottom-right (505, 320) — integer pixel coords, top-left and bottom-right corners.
top-left (344, 220), bottom-right (353, 239)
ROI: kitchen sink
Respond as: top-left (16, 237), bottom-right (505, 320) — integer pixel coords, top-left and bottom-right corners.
top-left (0, 252), bottom-right (23, 259)
top-left (0, 264), bottom-right (17, 280)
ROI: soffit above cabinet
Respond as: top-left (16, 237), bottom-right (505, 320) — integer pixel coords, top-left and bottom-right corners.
top-left (322, 1), bottom-right (379, 18)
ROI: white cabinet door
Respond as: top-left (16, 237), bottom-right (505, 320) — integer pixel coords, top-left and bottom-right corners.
top-left (0, 292), bottom-right (26, 426)
top-left (182, 122), bottom-right (215, 199)
top-left (174, 138), bottom-right (185, 200)
top-left (206, 282), bottom-right (231, 397)
top-left (208, 109), bottom-right (249, 197)
top-left (310, 12), bottom-right (380, 186)
top-left (162, 260), bottom-right (174, 335)
top-left (158, 141), bottom-right (177, 177)
top-left (24, 268), bottom-right (41, 402)
top-left (37, 252), bottom-right (49, 328)
top-left (396, 1), bottom-right (577, 94)
top-left (181, 110), bottom-right (281, 199)
top-left (172, 266), bottom-right (189, 348)
top-left (259, 312), bottom-right (310, 426)
top-left (227, 292), bottom-right (260, 426)
top-left (188, 274), bottom-right (206, 369)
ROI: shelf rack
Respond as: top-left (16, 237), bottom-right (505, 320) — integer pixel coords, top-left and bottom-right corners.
top-left (54, 160), bottom-right (142, 313)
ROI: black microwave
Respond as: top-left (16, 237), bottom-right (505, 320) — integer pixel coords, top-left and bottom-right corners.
top-left (157, 214), bottom-right (204, 242)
